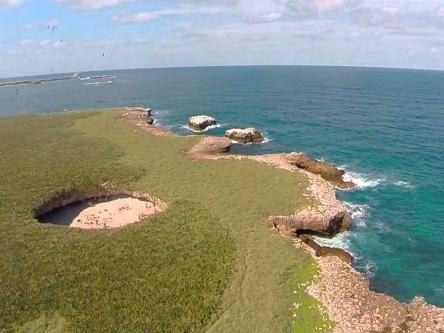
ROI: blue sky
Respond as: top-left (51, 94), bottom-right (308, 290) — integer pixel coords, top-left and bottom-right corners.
top-left (1, 0), bottom-right (444, 77)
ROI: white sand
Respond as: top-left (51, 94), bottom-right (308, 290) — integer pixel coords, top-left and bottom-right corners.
top-left (69, 197), bottom-right (161, 229)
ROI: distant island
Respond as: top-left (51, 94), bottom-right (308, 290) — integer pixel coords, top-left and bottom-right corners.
top-left (0, 73), bottom-right (111, 87)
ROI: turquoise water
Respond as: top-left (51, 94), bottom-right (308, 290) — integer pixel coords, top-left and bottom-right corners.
top-left (1, 66), bottom-right (443, 306)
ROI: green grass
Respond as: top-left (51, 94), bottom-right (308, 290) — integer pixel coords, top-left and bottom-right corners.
top-left (0, 110), bottom-right (333, 332)
top-left (290, 262), bottom-right (334, 333)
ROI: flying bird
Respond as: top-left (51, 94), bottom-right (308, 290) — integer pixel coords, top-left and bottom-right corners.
top-left (47, 23), bottom-right (58, 32)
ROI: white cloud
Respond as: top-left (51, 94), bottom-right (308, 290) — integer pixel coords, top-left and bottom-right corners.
top-left (20, 24), bottom-right (32, 32)
top-left (113, 12), bottom-right (158, 24)
top-left (283, 0), bottom-right (359, 15)
top-left (311, 0), bottom-right (353, 12)
top-left (0, 0), bottom-right (22, 8)
top-left (352, 5), bottom-right (403, 29)
top-left (437, 6), bottom-right (444, 21)
top-left (113, 5), bottom-right (229, 24)
top-left (54, 0), bottom-right (128, 10)
top-left (18, 39), bottom-right (33, 46)
top-left (248, 12), bottom-right (283, 23)
top-left (40, 39), bottom-right (51, 46)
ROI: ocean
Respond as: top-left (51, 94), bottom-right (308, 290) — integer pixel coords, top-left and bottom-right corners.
top-left (1, 66), bottom-right (443, 306)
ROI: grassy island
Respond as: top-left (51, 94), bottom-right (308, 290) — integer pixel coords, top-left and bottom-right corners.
top-left (0, 110), bottom-right (331, 333)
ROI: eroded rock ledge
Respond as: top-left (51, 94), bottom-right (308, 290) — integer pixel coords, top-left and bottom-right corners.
top-left (294, 240), bottom-right (444, 333)
top-left (188, 136), bottom-right (231, 158)
top-left (243, 152), bottom-right (354, 189)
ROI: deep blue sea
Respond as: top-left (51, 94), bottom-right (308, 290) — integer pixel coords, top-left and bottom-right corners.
top-left (1, 66), bottom-right (443, 306)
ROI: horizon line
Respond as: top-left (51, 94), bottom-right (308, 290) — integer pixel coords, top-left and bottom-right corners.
top-left (1, 63), bottom-right (443, 81)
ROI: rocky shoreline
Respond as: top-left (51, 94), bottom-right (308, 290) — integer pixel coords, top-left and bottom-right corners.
top-left (120, 108), bottom-right (444, 332)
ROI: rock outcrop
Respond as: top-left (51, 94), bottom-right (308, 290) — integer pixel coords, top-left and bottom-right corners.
top-left (285, 153), bottom-right (354, 189)
top-left (247, 153), bottom-right (354, 189)
top-left (123, 106), bottom-right (154, 124)
top-left (188, 115), bottom-right (218, 131)
top-left (298, 235), bottom-right (354, 264)
top-left (121, 108), bottom-right (175, 137)
top-left (214, 152), bottom-right (353, 235)
top-left (302, 249), bottom-right (444, 333)
top-left (188, 136), bottom-right (231, 158)
top-left (268, 170), bottom-right (352, 236)
top-left (225, 128), bottom-right (264, 143)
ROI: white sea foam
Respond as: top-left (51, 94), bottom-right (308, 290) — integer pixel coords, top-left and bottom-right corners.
top-left (182, 123), bottom-right (221, 133)
top-left (83, 82), bottom-right (105, 86)
top-left (343, 170), bottom-right (384, 189)
top-left (355, 260), bottom-right (378, 279)
top-left (83, 80), bottom-right (112, 87)
top-left (312, 232), bottom-right (353, 253)
top-left (393, 180), bottom-right (414, 189)
top-left (229, 135), bottom-right (271, 145)
top-left (343, 201), bottom-right (369, 220)
top-left (261, 136), bottom-right (271, 144)
top-left (375, 221), bottom-right (391, 234)
top-left (79, 77), bottom-right (90, 81)
top-left (260, 130), bottom-right (272, 144)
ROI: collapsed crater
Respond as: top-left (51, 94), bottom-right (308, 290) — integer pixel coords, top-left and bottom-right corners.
top-left (35, 190), bottom-right (166, 229)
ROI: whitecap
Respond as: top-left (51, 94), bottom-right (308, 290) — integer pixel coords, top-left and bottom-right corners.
top-left (343, 170), bottom-right (384, 189)
top-left (343, 201), bottom-right (369, 220)
top-left (79, 77), bottom-right (90, 81)
top-left (83, 81), bottom-right (106, 86)
top-left (261, 136), bottom-right (272, 144)
top-left (393, 180), bottom-right (414, 189)
top-left (182, 123), bottom-right (221, 133)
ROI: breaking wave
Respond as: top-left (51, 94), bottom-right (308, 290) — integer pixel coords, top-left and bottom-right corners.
top-left (182, 124), bottom-right (221, 133)
top-left (343, 170), bottom-right (384, 189)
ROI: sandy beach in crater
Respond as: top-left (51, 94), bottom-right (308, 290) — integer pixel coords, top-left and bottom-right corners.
top-left (41, 197), bottom-right (162, 229)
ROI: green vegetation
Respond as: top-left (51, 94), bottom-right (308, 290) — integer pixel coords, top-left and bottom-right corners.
top-left (290, 262), bottom-right (334, 333)
top-left (0, 110), bottom-right (332, 332)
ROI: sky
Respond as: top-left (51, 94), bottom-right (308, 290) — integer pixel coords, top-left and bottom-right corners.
top-left (1, 0), bottom-right (444, 77)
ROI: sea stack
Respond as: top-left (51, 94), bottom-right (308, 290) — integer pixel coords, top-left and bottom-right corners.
top-left (124, 106), bottom-right (154, 124)
top-left (225, 128), bottom-right (264, 144)
top-left (188, 115), bottom-right (218, 131)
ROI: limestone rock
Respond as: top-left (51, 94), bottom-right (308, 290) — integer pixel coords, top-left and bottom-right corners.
top-left (188, 115), bottom-right (217, 131)
top-left (225, 128), bottom-right (264, 144)
top-left (123, 106), bottom-right (153, 124)
top-left (189, 137), bottom-right (231, 157)
top-left (283, 153), bottom-right (355, 189)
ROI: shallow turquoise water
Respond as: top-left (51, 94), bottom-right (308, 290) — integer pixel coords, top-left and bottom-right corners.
top-left (1, 66), bottom-right (443, 306)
